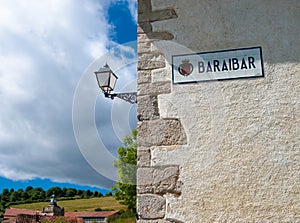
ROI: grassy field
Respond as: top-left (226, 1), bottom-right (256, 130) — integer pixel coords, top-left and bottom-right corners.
top-left (11, 197), bottom-right (127, 212)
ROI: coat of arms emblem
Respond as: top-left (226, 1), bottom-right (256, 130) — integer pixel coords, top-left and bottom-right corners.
top-left (178, 59), bottom-right (193, 76)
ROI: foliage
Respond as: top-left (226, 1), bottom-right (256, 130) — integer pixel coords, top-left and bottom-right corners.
top-left (112, 129), bottom-right (137, 213)
top-left (105, 192), bottom-right (113, 197)
top-left (107, 209), bottom-right (136, 223)
top-left (94, 207), bottom-right (116, 212)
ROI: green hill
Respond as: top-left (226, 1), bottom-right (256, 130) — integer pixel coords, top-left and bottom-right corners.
top-left (11, 197), bottom-right (127, 212)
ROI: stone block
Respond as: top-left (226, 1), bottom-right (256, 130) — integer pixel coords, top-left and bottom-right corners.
top-left (151, 146), bottom-right (185, 166)
top-left (138, 22), bottom-right (153, 33)
top-left (139, 13), bottom-right (151, 23)
top-left (138, 0), bottom-right (152, 13)
top-left (147, 31), bottom-right (174, 41)
top-left (138, 119), bottom-right (187, 146)
top-left (137, 95), bottom-right (160, 121)
top-left (149, 9), bottom-right (178, 22)
top-left (138, 147), bottom-right (151, 167)
top-left (137, 166), bottom-right (180, 194)
top-left (152, 67), bottom-right (172, 83)
top-left (137, 70), bottom-right (152, 84)
top-left (138, 53), bottom-right (166, 70)
top-left (137, 194), bottom-right (166, 219)
top-left (139, 40), bottom-right (153, 54)
top-left (138, 33), bottom-right (151, 43)
top-left (137, 82), bottom-right (171, 96)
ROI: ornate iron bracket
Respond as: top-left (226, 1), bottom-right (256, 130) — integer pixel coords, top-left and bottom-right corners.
top-left (116, 92), bottom-right (137, 104)
top-left (104, 92), bottom-right (137, 104)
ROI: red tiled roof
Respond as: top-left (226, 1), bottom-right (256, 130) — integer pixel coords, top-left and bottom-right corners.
top-left (4, 208), bottom-right (40, 217)
top-left (4, 208), bottom-right (118, 220)
top-left (65, 211), bottom-right (119, 218)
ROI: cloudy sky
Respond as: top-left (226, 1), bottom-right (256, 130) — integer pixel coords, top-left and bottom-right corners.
top-left (0, 0), bottom-right (137, 192)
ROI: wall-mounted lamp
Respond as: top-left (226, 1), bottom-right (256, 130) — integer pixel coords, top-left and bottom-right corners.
top-left (94, 63), bottom-right (137, 104)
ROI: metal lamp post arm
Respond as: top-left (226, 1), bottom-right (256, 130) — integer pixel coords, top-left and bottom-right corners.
top-left (104, 92), bottom-right (137, 104)
top-left (115, 92), bottom-right (137, 104)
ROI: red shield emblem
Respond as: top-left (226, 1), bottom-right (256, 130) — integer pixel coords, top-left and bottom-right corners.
top-left (178, 59), bottom-right (193, 76)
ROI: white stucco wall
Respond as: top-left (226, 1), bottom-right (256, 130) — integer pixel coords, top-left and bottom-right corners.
top-left (146, 0), bottom-right (299, 222)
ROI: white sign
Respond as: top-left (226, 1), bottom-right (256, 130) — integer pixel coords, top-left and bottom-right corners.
top-left (172, 47), bottom-right (264, 83)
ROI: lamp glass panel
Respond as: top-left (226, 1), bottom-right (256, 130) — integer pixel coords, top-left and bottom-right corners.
top-left (96, 72), bottom-right (110, 91)
top-left (109, 73), bottom-right (118, 91)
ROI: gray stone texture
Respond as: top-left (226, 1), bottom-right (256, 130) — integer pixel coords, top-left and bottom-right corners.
top-left (138, 119), bottom-right (187, 146)
top-left (147, 31), bottom-right (174, 41)
top-left (138, 53), bottom-right (166, 70)
top-left (149, 9), bottom-right (178, 22)
top-left (138, 23), bottom-right (152, 34)
top-left (137, 147), bottom-right (151, 167)
top-left (137, 82), bottom-right (171, 96)
top-left (138, 40), bottom-right (153, 54)
top-left (139, 9), bottom-right (177, 23)
top-left (137, 194), bottom-right (166, 220)
top-left (137, 166), bottom-right (180, 194)
top-left (138, 70), bottom-right (152, 84)
top-left (138, 0), bottom-right (152, 13)
top-left (137, 95), bottom-right (160, 121)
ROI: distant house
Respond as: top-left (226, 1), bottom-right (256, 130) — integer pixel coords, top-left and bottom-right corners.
top-left (41, 194), bottom-right (64, 216)
top-left (3, 195), bottom-right (119, 223)
top-left (3, 208), bottom-right (40, 223)
top-left (65, 211), bottom-right (119, 223)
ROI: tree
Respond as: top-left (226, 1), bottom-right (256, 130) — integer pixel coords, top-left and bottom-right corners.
top-left (31, 188), bottom-right (45, 201)
top-left (25, 186), bottom-right (33, 192)
top-left (105, 192), bottom-right (112, 197)
top-left (82, 190), bottom-right (91, 199)
top-left (65, 188), bottom-right (77, 197)
top-left (86, 190), bottom-right (92, 197)
top-left (46, 186), bottom-right (63, 198)
top-left (21, 191), bottom-right (29, 202)
top-left (77, 190), bottom-right (84, 197)
top-left (1, 189), bottom-right (10, 203)
top-left (112, 129), bottom-right (137, 213)
top-left (93, 191), bottom-right (99, 197)
top-left (10, 191), bottom-right (18, 202)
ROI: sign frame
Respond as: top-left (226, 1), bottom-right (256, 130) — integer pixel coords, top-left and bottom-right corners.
top-left (172, 46), bottom-right (264, 84)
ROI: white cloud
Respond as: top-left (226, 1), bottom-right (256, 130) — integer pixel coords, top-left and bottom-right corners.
top-left (87, 41), bottom-right (109, 61)
top-left (0, 55), bottom-right (34, 102)
top-left (0, 165), bottom-right (36, 181)
top-left (127, 0), bottom-right (138, 23)
top-left (0, 0), bottom-right (136, 189)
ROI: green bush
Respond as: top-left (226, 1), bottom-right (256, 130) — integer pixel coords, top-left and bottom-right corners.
top-left (107, 210), bottom-right (135, 223)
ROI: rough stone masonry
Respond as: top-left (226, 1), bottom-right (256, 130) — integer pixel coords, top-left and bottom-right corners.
top-left (137, 0), bottom-right (300, 222)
